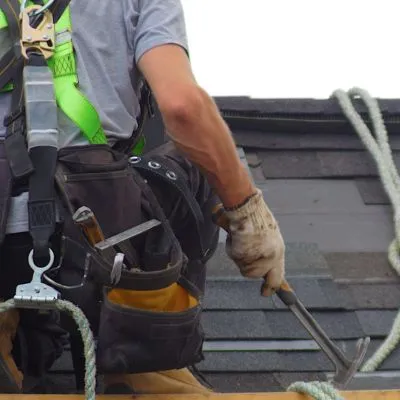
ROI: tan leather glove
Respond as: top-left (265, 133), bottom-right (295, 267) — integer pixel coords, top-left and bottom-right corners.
top-left (224, 189), bottom-right (285, 296)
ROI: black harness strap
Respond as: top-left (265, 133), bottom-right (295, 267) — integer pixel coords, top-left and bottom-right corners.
top-left (113, 80), bottom-right (155, 155)
top-left (26, 51), bottom-right (58, 264)
top-left (131, 155), bottom-right (207, 259)
top-left (0, 0), bottom-right (71, 262)
top-left (1, 0), bottom-right (33, 179)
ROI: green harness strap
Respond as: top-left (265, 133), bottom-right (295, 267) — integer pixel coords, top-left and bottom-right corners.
top-left (0, 2), bottom-right (108, 145)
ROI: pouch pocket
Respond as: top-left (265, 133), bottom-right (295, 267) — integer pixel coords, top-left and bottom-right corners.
top-left (55, 145), bottom-right (143, 261)
top-left (96, 283), bottom-right (205, 374)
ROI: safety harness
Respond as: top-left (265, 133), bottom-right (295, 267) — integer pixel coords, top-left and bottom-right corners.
top-left (0, 0), bottom-right (153, 257)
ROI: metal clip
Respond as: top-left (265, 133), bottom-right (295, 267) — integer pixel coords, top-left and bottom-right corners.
top-left (14, 249), bottom-right (60, 309)
top-left (20, 5), bottom-right (55, 60)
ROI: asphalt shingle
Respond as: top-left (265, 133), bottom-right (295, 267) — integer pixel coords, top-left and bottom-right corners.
top-left (233, 130), bottom-right (400, 151)
top-left (259, 150), bottom-right (400, 179)
top-left (204, 277), bottom-right (349, 311)
top-left (207, 242), bottom-right (331, 278)
top-left (356, 310), bottom-right (399, 337)
top-left (199, 340), bottom-right (400, 372)
top-left (355, 179), bottom-right (390, 205)
top-left (275, 210), bottom-right (393, 252)
top-left (258, 180), bottom-right (365, 213)
top-left (325, 252), bottom-right (399, 282)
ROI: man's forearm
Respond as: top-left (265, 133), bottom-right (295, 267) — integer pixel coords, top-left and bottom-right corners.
top-left (161, 87), bottom-right (256, 208)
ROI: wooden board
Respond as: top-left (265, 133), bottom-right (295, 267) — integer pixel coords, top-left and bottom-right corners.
top-left (0, 390), bottom-right (399, 400)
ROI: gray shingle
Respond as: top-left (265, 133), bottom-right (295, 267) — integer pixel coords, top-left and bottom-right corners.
top-left (233, 130), bottom-right (400, 151)
top-left (355, 179), bottom-right (390, 205)
top-left (202, 311), bottom-right (272, 339)
top-left (203, 310), bottom-right (364, 340)
top-left (272, 277), bottom-right (349, 310)
top-left (263, 311), bottom-right (364, 340)
top-left (204, 278), bottom-right (348, 310)
top-left (203, 280), bottom-right (276, 310)
top-left (250, 165), bottom-right (266, 182)
top-left (325, 252), bottom-right (398, 282)
top-left (199, 340), bottom-right (400, 372)
top-left (249, 165), bottom-right (266, 182)
top-left (326, 371), bottom-right (400, 391)
top-left (207, 242), bottom-right (331, 278)
top-left (344, 284), bottom-right (400, 309)
top-left (198, 350), bottom-right (333, 372)
top-left (356, 311), bottom-right (398, 337)
top-left (275, 210), bottom-right (393, 252)
top-left (259, 150), bottom-right (400, 179)
top-left (258, 180), bottom-right (366, 213)
top-left (245, 152), bottom-right (262, 167)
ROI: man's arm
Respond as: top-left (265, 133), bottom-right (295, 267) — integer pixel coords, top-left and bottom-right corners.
top-left (137, 44), bottom-right (255, 208)
top-left (133, 1), bottom-right (285, 296)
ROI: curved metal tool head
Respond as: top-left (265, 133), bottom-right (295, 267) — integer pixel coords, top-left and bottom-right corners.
top-left (331, 336), bottom-right (371, 389)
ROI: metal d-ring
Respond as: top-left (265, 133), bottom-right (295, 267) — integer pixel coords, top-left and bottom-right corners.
top-left (28, 248), bottom-right (55, 273)
top-left (21, 0), bottom-right (56, 15)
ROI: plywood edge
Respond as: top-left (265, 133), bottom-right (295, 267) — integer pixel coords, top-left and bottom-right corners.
top-left (0, 390), bottom-right (399, 400)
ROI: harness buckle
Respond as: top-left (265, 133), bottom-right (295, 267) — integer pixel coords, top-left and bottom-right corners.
top-left (20, 5), bottom-right (55, 60)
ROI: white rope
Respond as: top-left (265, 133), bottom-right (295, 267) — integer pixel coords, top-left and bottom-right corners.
top-left (332, 88), bottom-right (400, 371)
top-left (288, 381), bottom-right (345, 400)
top-left (288, 87), bottom-right (400, 399)
top-left (0, 298), bottom-right (97, 400)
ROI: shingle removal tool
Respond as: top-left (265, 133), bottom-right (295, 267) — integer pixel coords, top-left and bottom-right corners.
top-left (212, 204), bottom-right (371, 389)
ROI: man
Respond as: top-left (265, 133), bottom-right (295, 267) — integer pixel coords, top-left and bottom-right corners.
top-left (0, 0), bottom-right (285, 395)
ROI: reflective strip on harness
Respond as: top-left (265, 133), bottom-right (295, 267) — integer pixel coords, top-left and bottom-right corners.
top-left (0, 1), bottom-right (108, 145)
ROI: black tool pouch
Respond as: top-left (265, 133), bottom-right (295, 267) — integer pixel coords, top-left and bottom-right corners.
top-left (96, 164), bottom-right (206, 373)
top-left (53, 144), bottom-right (206, 373)
top-left (54, 144), bottom-right (183, 289)
top-left (97, 274), bottom-right (204, 374)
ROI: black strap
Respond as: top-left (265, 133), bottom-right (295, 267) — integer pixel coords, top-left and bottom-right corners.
top-left (0, 0), bottom-right (33, 179)
top-left (25, 52), bottom-right (58, 264)
top-left (131, 155), bottom-right (207, 258)
top-left (113, 81), bottom-right (154, 155)
top-left (1, 0), bottom-right (21, 41)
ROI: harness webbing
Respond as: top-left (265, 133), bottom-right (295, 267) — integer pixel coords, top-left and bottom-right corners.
top-left (0, 0), bottom-right (108, 145)
top-left (48, 6), bottom-right (107, 145)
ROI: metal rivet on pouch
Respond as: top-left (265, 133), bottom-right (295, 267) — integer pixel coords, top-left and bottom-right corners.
top-left (148, 161), bottom-right (161, 169)
top-left (129, 156), bottom-right (141, 164)
top-left (166, 170), bottom-right (177, 180)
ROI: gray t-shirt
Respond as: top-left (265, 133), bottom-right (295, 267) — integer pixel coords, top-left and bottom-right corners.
top-left (0, 0), bottom-right (189, 233)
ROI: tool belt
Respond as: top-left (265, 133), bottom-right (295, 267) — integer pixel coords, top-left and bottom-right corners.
top-left (50, 143), bottom-right (212, 373)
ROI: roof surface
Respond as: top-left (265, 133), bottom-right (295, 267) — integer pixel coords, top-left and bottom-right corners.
top-left (42, 96), bottom-right (400, 394)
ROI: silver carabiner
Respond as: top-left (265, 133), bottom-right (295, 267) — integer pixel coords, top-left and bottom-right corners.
top-left (21, 0), bottom-right (56, 16)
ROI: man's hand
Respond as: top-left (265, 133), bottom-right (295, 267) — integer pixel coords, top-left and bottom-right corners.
top-left (224, 189), bottom-right (285, 297)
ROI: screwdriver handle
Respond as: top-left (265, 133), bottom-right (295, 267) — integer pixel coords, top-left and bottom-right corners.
top-left (212, 203), bottom-right (297, 302)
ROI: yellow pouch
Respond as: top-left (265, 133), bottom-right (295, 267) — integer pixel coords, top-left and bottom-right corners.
top-left (107, 283), bottom-right (198, 313)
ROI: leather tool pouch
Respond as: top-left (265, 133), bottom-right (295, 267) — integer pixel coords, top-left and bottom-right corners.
top-left (53, 144), bottom-right (206, 373)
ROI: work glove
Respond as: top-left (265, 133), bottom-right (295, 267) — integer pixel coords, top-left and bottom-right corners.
top-left (224, 189), bottom-right (285, 297)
